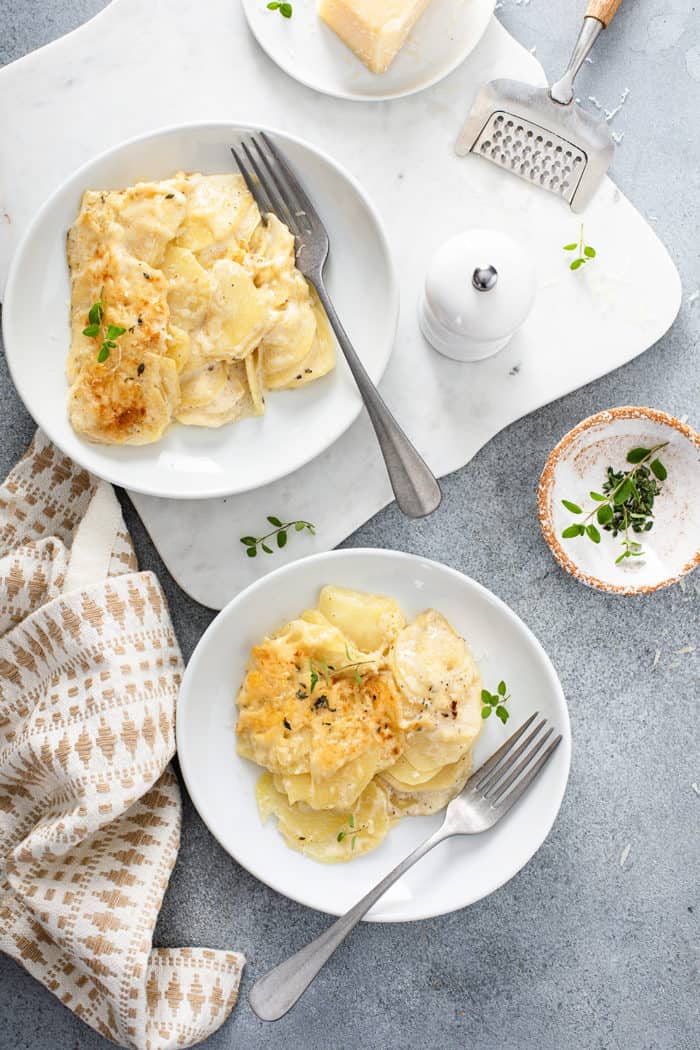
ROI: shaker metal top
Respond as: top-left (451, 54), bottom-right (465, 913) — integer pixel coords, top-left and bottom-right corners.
top-left (472, 265), bottom-right (499, 291)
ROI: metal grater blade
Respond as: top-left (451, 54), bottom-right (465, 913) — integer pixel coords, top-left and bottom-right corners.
top-left (456, 79), bottom-right (615, 213)
top-left (472, 111), bottom-right (587, 206)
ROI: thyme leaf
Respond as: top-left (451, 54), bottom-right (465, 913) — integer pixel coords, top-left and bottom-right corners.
top-left (481, 681), bottom-right (511, 724)
top-left (83, 293), bottom-right (128, 364)
top-left (267, 1), bottom-right (293, 16)
top-left (561, 443), bottom-right (668, 564)
top-left (240, 518), bottom-right (315, 557)
top-left (308, 655), bottom-right (374, 694)
top-left (337, 813), bottom-right (360, 848)
top-left (564, 224), bottom-right (597, 271)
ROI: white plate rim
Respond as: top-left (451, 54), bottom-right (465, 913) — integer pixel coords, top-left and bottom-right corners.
top-left (2, 120), bottom-right (399, 500)
top-left (241, 0), bottom-right (496, 103)
top-left (176, 547), bottom-right (572, 922)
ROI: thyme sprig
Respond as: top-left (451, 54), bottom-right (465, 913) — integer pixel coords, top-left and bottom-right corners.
top-left (481, 681), bottom-right (510, 724)
top-left (561, 443), bottom-right (669, 564)
top-left (563, 224), bottom-right (596, 271)
top-left (267, 1), bottom-right (293, 17)
top-left (240, 517), bottom-right (315, 557)
top-left (308, 648), bottom-right (374, 695)
top-left (337, 812), bottom-right (358, 850)
top-left (83, 294), bottom-right (127, 363)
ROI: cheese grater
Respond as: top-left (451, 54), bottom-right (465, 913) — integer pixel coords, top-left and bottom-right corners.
top-left (456, 0), bottom-right (623, 213)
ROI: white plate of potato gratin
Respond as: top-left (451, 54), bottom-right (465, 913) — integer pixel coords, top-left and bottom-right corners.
top-left (242, 0), bottom-right (495, 102)
top-left (2, 122), bottom-right (398, 499)
top-left (177, 549), bottom-right (571, 921)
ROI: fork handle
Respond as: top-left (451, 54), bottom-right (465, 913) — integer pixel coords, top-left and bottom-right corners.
top-left (311, 277), bottom-right (442, 519)
top-left (248, 826), bottom-right (449, 1022)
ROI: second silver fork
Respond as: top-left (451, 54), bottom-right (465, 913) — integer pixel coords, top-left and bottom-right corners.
top-left (232, 132), bottom-right (442, 519)
top-left (248, 711), bottom-right (562, 1021)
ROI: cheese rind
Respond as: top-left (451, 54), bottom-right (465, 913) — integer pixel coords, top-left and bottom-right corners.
top-left (318, 0), bottom-right (432, 75)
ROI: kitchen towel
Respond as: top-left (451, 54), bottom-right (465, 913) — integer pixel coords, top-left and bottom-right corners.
top-left (0, 431), bottom-right (244, 1049)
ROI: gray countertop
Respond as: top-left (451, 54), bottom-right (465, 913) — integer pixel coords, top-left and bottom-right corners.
top-left (0, 2), bottom-right (698, 1048)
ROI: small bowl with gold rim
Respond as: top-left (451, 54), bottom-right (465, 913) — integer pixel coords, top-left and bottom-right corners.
top-left (537, 406), bottom-right (700, 595)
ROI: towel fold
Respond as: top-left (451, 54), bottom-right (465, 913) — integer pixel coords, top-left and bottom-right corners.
top-left (0, 431), bottom-right (244, 1049)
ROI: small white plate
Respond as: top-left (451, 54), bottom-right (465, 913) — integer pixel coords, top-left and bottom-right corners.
top-left (177, 549), bottom-right (571, 922)
top-left (538, 407), bottom-right (700, 595)
top-left (242, 0), bottom-right (495, 102)
top-left (2, 122), bottom-right (398, 500)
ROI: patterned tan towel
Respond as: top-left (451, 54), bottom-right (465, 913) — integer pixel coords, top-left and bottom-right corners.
top-left (0, 432), bottom-right (244, 1049)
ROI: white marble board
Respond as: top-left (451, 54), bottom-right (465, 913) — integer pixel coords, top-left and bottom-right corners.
top-left (0, 0), bottom-right (682, 609)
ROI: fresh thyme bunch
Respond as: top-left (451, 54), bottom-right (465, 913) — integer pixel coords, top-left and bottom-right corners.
top-left (562, 443), bottom-right (668, 565)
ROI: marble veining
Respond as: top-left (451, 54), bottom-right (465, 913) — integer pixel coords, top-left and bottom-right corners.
top-left (0, 0), bottom-right (682, 608)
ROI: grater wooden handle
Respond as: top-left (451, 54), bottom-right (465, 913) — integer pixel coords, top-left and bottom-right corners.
top-left (586, 0), bottom-right (623, 27)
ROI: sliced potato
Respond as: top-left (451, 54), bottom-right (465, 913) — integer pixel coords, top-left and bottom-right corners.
top-left (175, 362), bottom-right (254, 427)
top-left (245, 346), bottom-right (266, 416)
top-left (182, 173), bottom-right (259, 244)
top-left (176, 214), bottom-right (216, 252)
top-left (199, 259), bottom-right (268, 360)
top-left (381, 752), bottom-right (469, 792)
top-left (178, 361), bottom-right (227, 410)
top-left (379, 753), bottom-right (444, 789)
top-left (391, 610), bottom-right (483, 770)
top-left (115, 181), bottom-right (187, 266)
top-left (256, 775), bottom-right (395, 864)
top-left (273, 745), bottom-right (381, 811)
top-left (272, 617), bottom-right (365, 673)
top-left (248, 213), bottom-right (296, 290)
top-left (318, 586), bottom-right (405, 656)
top-left (262, 301), bottom-right (317, 388)
top-left (267, 286), bottom-right (335, 389)
top-left (68, 352), bottom-right (179, 446)
top-left (165, 324), bottom-right (191, 374)
top-left (382, 752), bottom-right (473, 817)
top-left (162, 244), bottom-right (213, 330)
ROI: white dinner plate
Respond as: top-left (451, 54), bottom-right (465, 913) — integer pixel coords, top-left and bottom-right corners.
top-left (242, 0), bottom-right (495, 102)
top-left (2, 122), bottom-right (398, 500)
top-left (177, 549), bottom-right (571, 921)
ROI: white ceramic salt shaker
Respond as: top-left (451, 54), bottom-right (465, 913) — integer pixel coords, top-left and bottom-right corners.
top-left (419, 229), bottom-right (536, 362)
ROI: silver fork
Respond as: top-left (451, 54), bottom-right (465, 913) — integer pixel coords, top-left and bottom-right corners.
top-left (231, 132), bottom-right (442, 519)
top-left (248, 712), bottom-right (562, 1021)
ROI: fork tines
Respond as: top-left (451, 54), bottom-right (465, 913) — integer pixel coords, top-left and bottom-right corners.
top-left (231, 132), bottom-right (314, 239)
top-left (471, 712), bottom-right (562, 813)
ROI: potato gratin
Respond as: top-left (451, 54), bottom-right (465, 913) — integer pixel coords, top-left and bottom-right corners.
top-left (66, 172), bottom-right (334, 444)
top-left (236, 586), bottom-right (483, 863)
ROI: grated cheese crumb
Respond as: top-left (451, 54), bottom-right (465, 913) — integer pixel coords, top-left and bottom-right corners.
top-left (620, 843), bottom-right (631, 868)
top-left (692, 783), bottom-right (699, 796)
top-left (673, 645), bottom-right (696, 655)
top-left (605, 87), bottom-right (630, 122)
top-left (652, 649), bottom-right (662, 669)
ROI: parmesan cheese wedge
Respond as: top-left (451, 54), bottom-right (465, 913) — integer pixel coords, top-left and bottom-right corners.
top-left (318, 0), bottom-right (432, 75)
